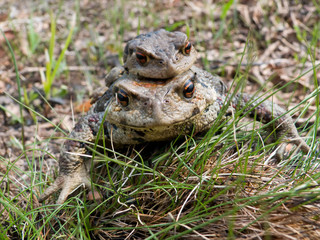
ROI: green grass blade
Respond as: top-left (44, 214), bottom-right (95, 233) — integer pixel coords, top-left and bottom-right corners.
top-left (0, 28), bottom-right (26, 151)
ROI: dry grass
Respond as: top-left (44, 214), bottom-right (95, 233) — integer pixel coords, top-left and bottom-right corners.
top-left (1, 0), bottom-right (320, 239)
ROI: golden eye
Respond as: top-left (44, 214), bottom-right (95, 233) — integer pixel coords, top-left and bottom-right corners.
top-left (183, 78), bottom-right (195, 98)
top-left (116, 89), bottom-right (129, 107)
top-left (183, 41), bottom-right (192, 55)
top-left (136, 51), bottom-right (148, 65)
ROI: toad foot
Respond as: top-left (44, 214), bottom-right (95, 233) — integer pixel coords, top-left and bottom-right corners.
top-left (39, 165), bottom-right (91, 205)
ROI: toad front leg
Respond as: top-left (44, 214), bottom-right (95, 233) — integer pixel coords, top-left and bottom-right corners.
top-left (39, 113), bottom-right (102, 204)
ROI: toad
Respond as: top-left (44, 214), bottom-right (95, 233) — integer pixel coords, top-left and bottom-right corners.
top-left (104, 29), bottom-right (197, 87)
top-left (39, 66), bottom-right (310, 204)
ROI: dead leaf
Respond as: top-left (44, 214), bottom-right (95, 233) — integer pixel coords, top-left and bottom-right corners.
top-left (0, 30), bottom-right (15, 43)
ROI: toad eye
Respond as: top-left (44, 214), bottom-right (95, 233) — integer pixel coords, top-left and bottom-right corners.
top-left (183, 41), bottom-right (192, 55)
top-left (183, 78), bottom-right (195, 98)
top-left (136, 51), bottom-right (148, 65)
top-left (116, 89), bottom-right (129, 107)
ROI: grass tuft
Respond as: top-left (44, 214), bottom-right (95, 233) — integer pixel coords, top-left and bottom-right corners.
top-left (43, 12), bottom-right (76, 99)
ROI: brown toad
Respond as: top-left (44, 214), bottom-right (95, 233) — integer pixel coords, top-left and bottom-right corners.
top-left (123, 29), bottom-right (197, 79)
top-left (39, 66), bottom-right (310, 204)
top-left (104, 29), bottom-right (197, 87)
